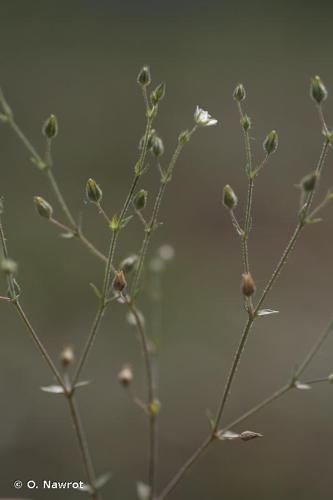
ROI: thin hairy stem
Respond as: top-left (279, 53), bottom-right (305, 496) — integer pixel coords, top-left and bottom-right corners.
top-left (124, 294), bottom-right (157, 498)
top-left (131, 127), bottom-right (196, 296)
top-left (67, 394), bottom-right (100, 500)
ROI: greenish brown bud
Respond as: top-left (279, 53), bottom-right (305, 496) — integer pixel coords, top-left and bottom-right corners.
top-left (301, 172), bottom-right (319, 192)
top-left (241, 114), bottom-right (251, 131)
top-left (150, 82), bottom-right (166, 105)
top-left (233, 83), bottom-right (246, 102)
top-left (0, 258), bottom-right (18, 275)
top-left (328, 373), bottom-right (333, 383)
top-left (263, 130), bottom-right (278, 155)
top-left (43, 114), bottom-right (58, 139)
top-left (310, 76), bottom-right (328, 105)
top-left (60, 346), bottom-right (75, 368)
top-left (34, 196), bottom-right (53, 219)
top-left (112, 270), bottom-right (127, 293)
top-left (118, 364), bottom-right (133, 387)
top-left (223, 185), bottom-right (238, 210)
top-left (178, 130), bottom-right (190, 145)
top-left (241, 272), bottom-right (256, 297)
top-left (86, 178), bottom-right (102, 203)
top-left (137, 66), bottom-right (151, 87)
top-left (120, 254), bottom-right (139, 273)
top-left (134, 190), bottom-right (148, 211)
top-left (150, 135), bottom-right (164, 157)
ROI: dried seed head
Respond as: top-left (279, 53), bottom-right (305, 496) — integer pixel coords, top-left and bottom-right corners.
top-left (263, 130), bottom-right (278, 155)
top-left (301, 172), bottom-right (319, 192)
top-left (43, 114), bottom-right (58, 139)
top-left (150, 82), bottom-right (166, 105)
top-left (137, 66), bottom-right (151, 87)
top-left (0, 258), bottom-right (18, 275)
top-left (223, 185), bottom-right (238, 210)
top-left (241, 114), bottom-right (251, 131)
top-left (120, 254), bottom-right (139, 273)
top-left (34, 196), bottom-right (53, 219)
top-left (60, 345), bottom-right (75, 368)
top-left (233, 83), bottom-right (246, 102)
top-left (86, 178), bottom-right (103, 203)
top-left (112, 270), bottom-right (127, 293)
top-left (310, 75), bottom-right (328, 105)
top-left (134, 190), bottom-right (148, 211)
top-left (241, 272), bottom-right (256, 297)
top-left (118, 364), bottom-right (133, 387)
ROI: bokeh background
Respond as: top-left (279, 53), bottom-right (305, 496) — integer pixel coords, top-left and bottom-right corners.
top-left (1, 0), bottom-right (333, 498)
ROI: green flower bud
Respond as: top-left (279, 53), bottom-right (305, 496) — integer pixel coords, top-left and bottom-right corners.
top-left (150, 82), bottom-right (166, 105)
top-left (43, 114), bottom-right (58, 139)
top-left (137, 66), bottom-right (151, 87)
top-left (0, 258), bottom-right (18, 275)
top-left (301, 172), bottom-right (319, 192)
top-left (178, 130), bottom-right (190, 145)
top-left (150, 135), bottom-right (164, 157)
top-left (34, 196), bottom-right (53, 219)
top-left (86, 178), bottom-right (103, 203)
top-left (310, 76), bottom-right (328, 105)
top-left (263, 130), bottom-right (278, 155)
top-left (233, 83), bottom-right (246, 102)
top-left (328, 373), bottom-right (333, 383)
top-left (241, 114), bottom-right (251, 131)
top-left (223, 185), bottom-right (238, 210)
top-left (134, 190), bottom-right (148, 211)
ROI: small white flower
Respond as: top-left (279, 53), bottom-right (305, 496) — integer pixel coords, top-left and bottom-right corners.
top-left (194, 106), bottom-right (218, 127)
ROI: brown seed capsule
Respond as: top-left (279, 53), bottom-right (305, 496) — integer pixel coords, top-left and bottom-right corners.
top-left (60, 346), bottom-right (75, 368)
top-left (118, 364), bottom-right (133, 387)
top-left (112, 270), bottom-right (127, 293)
top-left (241, 272), bottom-right (256, 297)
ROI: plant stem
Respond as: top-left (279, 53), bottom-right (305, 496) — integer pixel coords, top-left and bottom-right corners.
top-left (67, 394), bottom-right (100, 500)
top-left (156, 139), bottom-right (331, 500)
top-left (124, 294), bottom-right (157, 498)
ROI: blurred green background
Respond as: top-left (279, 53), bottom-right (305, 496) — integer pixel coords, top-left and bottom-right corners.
top-left (1, 0), bottom-right (333, 498)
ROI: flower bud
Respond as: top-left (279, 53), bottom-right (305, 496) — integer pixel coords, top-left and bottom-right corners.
top-left (150, 82), bottom-right (166, 105)
top-left (118, 364), bottom-right (133, 387)
top-left (134, 190), bottom-right (148, 211)
top-left (301, 172), bottom-right (319, 192)
top-left (233, 83), bottom-right (246, 102)
top-left (137, 66), bottom-right (151, 87)
top-left (34, 196), bottom-right (53, 219)
top-left (310, 75), bottom-right (328, 105)
top-left (241, 114), bottom-right (251, 131)
top-left (263, 130), bottom-right (278, 155)
top-left (86, 178), bottom-right (103, 203)
top-left (223, 185), bottom-right (238, 210)
top-left (178, 130), bottom-right (190, 145)
top-left (148, 398), bottom-right (161, 416)
top-left (120, 254), bottom-right (139, 273)
top-left (150, 135), bottom-right (164, 157)
top-left (328, 373), bottom-right (333, 383)
top-left (60, 346), bottom-right (74, 368)
top-left (241, 272), bottom-right (256, 297)
top-left (43, 114), bottom-right (58, 139)
top-left (112, 270), bottom-right (127, 293)
top-left (0, 258), bottom-right (17, 275)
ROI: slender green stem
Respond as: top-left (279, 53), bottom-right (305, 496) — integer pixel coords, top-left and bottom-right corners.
top-left (67, 394), bottom-right (100, 500)
top-left (124, 294), bottom-right (156, 498)
top-left (293, 316), bottom-right (333, 379)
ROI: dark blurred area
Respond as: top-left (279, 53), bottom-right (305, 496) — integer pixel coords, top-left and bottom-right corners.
top-left (1, 0), bottom-right (333, 498)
